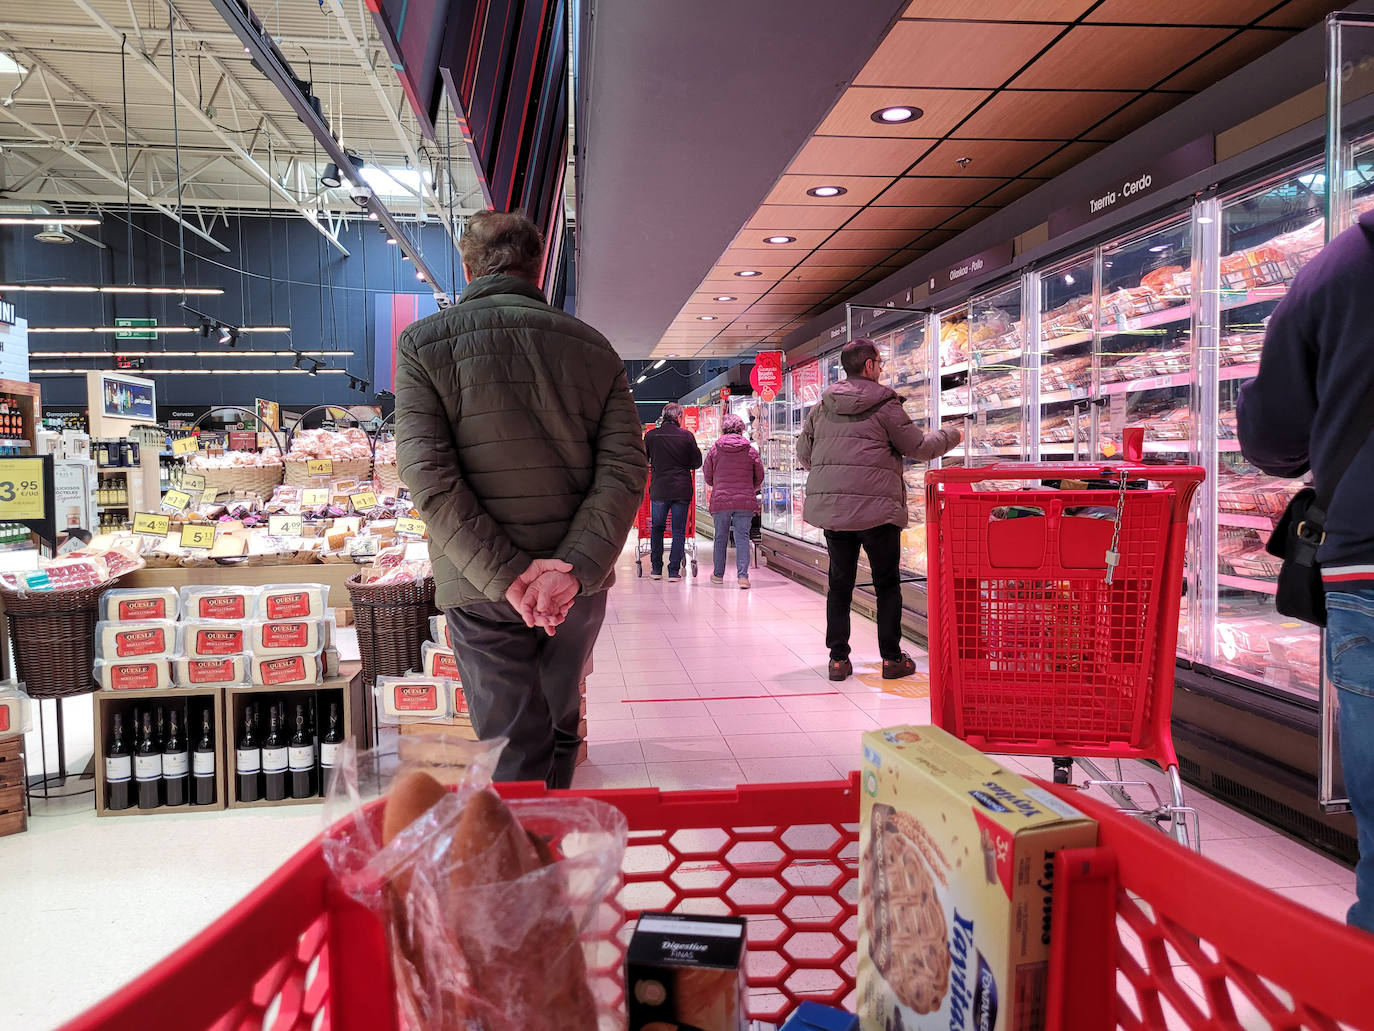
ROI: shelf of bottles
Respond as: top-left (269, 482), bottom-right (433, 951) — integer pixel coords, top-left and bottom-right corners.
top-left (225, 685), bottom-right (351, 808)
top-left (95, 688), bottom-right (226, 816)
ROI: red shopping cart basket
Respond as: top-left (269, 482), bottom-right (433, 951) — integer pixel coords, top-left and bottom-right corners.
top-left (59, 775), bottom-right (1374, 1031)
top-left (925, 463), bottom-right (1203, 770)
top-left (634, 469), bottom-right (699, 577)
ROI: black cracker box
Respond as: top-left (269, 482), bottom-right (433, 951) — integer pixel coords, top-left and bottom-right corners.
top-left (626, 912), bottom-right (749, 1031)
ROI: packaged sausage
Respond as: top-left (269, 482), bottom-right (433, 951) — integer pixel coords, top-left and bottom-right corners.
top-left (183, 621), bottom-right (248, 659)
top-left (249, 619), bottom-right (325, 656)
top-left (180, 585), bottom-right (259, 622)
top-left (376, 676), bottom-right (451, 721)
top-left (173, 654), bottom-right (249, 688)
top-left (422, 641), bottom-right (461, 680)
top-left (256, 583), bottom-right (328, 621)
top-left (429, 614), bottom-right (452, 650)
top-left (101, 586), bottom-right (181, 622)
top-left (251, 651), bottom-right (323, 687)
top-left (95, 658), bottom-right (173, 691)
top-left (95, 620), bottom-right (178, 661)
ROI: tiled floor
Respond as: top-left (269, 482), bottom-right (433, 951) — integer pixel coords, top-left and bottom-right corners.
top-left (0, 539), bottom-right (1359, 1030)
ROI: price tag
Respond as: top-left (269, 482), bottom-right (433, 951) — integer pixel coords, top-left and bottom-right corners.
top-left (268, 514), bottom-right (303, 537)
top-left (307, 459), bottom-right (334, 477)
top-left (181, 472), bottom-right (207, 492)
top-left (0, 457), bottom-right (45, 521)
top-left (161, 489), bottom-right (192, 513)
top-left (302, 487), bottom-right (330, 508)
top-left (351, 490), bottom-right (378, 513)
top-left (133, 513), bottom-right (170, 537)
top-left (171, 435), bottom-right (199, 456)
top-left (347, 536), bottom-right (379, 558)
top-left (1109, 394), bottom-right (1128, 433)
top-left (397, 517), bottom-right (427, 538)
top-left (179, 523), bottom-right (216, 550)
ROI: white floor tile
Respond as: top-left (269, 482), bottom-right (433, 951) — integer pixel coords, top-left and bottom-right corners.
top-left (647, 759), bottom-right (745, 790)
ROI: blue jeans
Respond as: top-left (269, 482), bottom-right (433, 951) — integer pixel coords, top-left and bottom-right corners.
top-left (1327, 590), bottom-right (1374, 935)
top-left (712, 510), bottom-right (752, 578)
top-left (650, 499), bottom-right (689, 575)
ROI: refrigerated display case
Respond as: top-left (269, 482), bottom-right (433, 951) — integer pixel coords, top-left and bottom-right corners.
top-left (1036, 251), bottom-right (1096, 463)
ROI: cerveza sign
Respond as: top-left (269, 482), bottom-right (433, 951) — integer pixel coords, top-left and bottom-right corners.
top-left (932, 240), bottom-right (1015, 293)
top-left (1049, 136), bottom-right (1215, 238)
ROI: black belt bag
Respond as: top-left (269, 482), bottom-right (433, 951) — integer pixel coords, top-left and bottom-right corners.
top-left (1266, 488), bottom-right (1329, 627)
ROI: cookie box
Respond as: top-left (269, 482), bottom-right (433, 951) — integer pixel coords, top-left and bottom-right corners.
top-left (626, 912), bottom-right (747, 1031)
top-left (858, 725), bottom-right (1097, 1031)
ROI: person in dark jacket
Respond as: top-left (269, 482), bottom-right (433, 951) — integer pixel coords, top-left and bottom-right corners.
top-left (703, 412), bottom-right (764, 588)
top-left (643, 403), bottom-right (702, 581)
top-left (798, 338), bottom-right (961, 682)
top-left (1238, 207), bottom-right (1374, 935)
top-left (395, 210), bottom-right (647, 789)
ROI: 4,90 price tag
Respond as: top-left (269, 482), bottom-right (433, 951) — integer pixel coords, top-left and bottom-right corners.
top-left (396, 517), bottom-right (427, 539)
top-left (307, 459), bottom-right (334, 477)
top-left (161, 489), bottom-right (192, 513)
top-left (268, 514), bottom-right (303, 537)
top-left (133, 513), bottom-right (170, 538)
top-left (179, 524), bottom-right (216, 550)
top-left (171, 436), bottom-right (199, 457)
top-left (0, 458), bottom-right (45, 521)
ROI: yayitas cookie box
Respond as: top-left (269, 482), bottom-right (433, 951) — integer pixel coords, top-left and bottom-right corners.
top-left (858, 725), bottom-right (1097, 1031)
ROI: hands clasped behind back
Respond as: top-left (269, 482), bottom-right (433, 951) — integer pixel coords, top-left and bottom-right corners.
top-left (504, 558), bottom-right (581, 636)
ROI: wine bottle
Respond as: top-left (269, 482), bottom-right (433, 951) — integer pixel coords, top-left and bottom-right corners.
top-left (319, 702), bottom-right (342, 797)
top-left (105, 713), bottom-right (133, 811)
top-left (236, 706), bottom-right (261, 803)
top-left (162, 709), bottom-right (189, 806)
top-left (288, 704), bottom-right (314, 799)
top-left (262, 704), bottom-right (288, 802)
top-left (193, 708), bottom-right (215, 806)
top-left (134, 711), bottom-right (161, 809)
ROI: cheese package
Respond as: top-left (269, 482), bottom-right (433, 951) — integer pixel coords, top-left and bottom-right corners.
top-left (376, 676), bottom-right (451, 721)
top-left (251, 651), bottom-right (323, 687)
top-left (173, 653), bottom-right (248, 688)
top-left (429, 614), bottom-right (452, 650)
top-left (422, 641), bottom-right (461, 680)
top-left (256, 583), bottom-right (328, 621)
top-left (95, 620), bottom-right (179, 661)
top-left (858, 725), bottom-right (1097, 1031)
top-left (180, 585), bottom-right (259, 622)
top-left (100, 586), bottom-right (181, 622)
top-left (183, 621), bottom-right (248, 659)
top-left (0, 683), bottom-right (32, 738)
top-left (249, 619), bottom-right (324, 655)
top-left (94, 658), bottom-right (172, 691)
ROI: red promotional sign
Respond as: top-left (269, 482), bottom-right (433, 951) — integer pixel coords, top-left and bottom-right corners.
top-left (681, 406), bottom-right (701, 434)
top-left (791, 360), bottom-right (823, 406)
top-left (750, 351), bottom-right (784, 402)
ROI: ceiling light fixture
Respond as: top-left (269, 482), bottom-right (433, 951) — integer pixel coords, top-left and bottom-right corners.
top-left (764, 235), bottom-right (796, 245)
top-left (33, 368), bottom-right (348, 376)
top-left (1064, 274), bottom-right (1075, 285)
top-left (319, 163), bottom-right (343, 189)
top-left (806, 185), bottom-right (847, 198)
top-left (652, 359), bottom-right (666, 369)
top-left (0, 217), bottom-right (101, 227)
top-left (1148, 244), bottom-right (1169, 253)
top-left (872, 106), bottom-right (921, 124)
top-left (713, 295), bottom-right (737, 302)
top-left (635, 374), bottom-right (647, 384)
top-left (1197, 215), bottom-right (1215, 224)
top-left (698, 316), bottom-right (717, 321)
top-left (735, 270), bottom-right (761, 278)
top-left (368, 212), bottom-right (379, 221)
top-left (386, 236), bottom-right (397, 245)
top-left (417, 272), bottom-right (426, 282)
top-left (0, 285), bottom-right (224, 295)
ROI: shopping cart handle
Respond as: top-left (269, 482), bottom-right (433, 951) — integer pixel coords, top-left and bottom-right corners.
top-left (926, 462), bottom-right (1205, 486)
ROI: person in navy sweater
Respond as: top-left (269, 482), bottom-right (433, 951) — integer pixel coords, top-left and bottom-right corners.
top-left (1238, 207), bottom-right (1374, 935)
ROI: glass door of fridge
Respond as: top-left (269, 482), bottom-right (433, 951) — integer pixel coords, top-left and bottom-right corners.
top-left (1037, 252), bottom-right (1096, 462)
top-left (936, 302), bottom-right (971, 468)
top-left (869, 310), bottom-right (933, 577)
top-left (790, 358), bottom-right (826, 546)
top-left (762, 374), bottom-right (793, 537)
top-left (966, 281), bottom-right (1028, 466)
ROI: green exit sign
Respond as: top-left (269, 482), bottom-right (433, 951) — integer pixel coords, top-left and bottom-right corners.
top-left (114, 317), bottom-right (157, 340)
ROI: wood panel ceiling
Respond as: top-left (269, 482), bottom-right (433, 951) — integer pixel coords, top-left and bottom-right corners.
top-left (651, 0), bottom-right (1344, 359)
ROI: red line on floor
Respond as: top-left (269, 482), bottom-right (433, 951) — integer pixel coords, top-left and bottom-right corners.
top-left (620, 692), bottom-right (844, 703)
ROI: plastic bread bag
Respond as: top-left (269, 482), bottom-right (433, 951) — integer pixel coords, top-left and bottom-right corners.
top-left (322, 735), bottom-right (628, 1031)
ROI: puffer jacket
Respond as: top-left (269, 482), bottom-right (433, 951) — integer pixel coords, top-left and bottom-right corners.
top-left (703, 433), bottom-right (763, 514)
top-left (395, 274), bottom-right (648, 610)
top-left (796, 376), bottom-right (958, 531)
top-left (644, 422), bottom-right (702, 501)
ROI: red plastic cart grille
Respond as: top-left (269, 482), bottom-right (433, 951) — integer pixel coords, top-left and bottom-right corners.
top-left (935, 489), bottom-right (1171, 750)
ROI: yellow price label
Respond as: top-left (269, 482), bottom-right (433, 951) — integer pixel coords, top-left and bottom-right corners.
top-left (179, 523), bottom-right (216, 550)
top-left (0, 457), bottom-right (45, 521)
top-left (351, 491), bottom-right (378, 513)
top-left (133, 513), bottom-right (170, 537)
top-left (171, 436), bottom-right (199, 456)
top-left (181, 472), bottom-right (207, 492)
top-left (268, 514), bottom-right (303, 537)
top-left (397, 517), bottom-right (427, 538)
top-left (161, 489), bottom-right (192, 513)
top-left (307, 459), bottom-right (334, 476)
top-left (302, 488), bottom-right (329, 508)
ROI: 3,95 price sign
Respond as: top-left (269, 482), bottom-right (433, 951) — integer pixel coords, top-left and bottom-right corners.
top-left (0, 458), bottom-right (44, 521)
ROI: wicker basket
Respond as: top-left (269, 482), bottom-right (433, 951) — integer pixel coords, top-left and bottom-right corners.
top-left (284, 458), bottom-right (372, 486)
top-left (373, 463), bottom-right (404, 491)
top-left (346, 574), bottom-right (438, 689)
top-left (1, 579), bottom-right (115, 698)
top-left (189, 464), bottom-right (284, 501)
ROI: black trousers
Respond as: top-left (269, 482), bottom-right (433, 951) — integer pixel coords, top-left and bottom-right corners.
top-left (444, 590), bottom-right (607, 789)
top-left (824, 524), bottom-right (904, 663)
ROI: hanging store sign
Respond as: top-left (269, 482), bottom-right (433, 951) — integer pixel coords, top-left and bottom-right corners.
top-left (114, 318), bottom-right (157, 341)
top-left (0, 300), bottom-right (15, 326)
top-left (750, 352), bottom-right (784, 402)
top-left (1049, 136), bottom-right (1215, 238)
top-left (681, 406), bottom-right (701, 434)
top-left (932, 240), bottom-right (1015, 293)
top-left (791, 361), bottom-right (822, 407)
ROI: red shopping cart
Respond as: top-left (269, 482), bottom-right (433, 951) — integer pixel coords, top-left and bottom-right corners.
top-left (925, 462), bottom-right (1205, 845)
top-left (59, 774), bottom-right (1374, 1031)
top-left (633, 470), bottom-right (699, 578)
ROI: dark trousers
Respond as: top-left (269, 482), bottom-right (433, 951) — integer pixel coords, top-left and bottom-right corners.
top-left (444, 590), bottom-right (607, 789)
top-left (824, 524), bottom-right (903, 663)
top-left (650, 498), bottom-right (690, 575)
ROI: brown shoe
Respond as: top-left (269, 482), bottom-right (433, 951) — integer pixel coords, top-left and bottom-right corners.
top-left (882, 652), bottom-right (917, 680)
top-left (828, 658), bottom-right (852, 682)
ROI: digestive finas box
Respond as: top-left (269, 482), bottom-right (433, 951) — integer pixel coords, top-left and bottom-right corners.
top-left (626, 912), bottom-right (747, 1031)
top-left (858, 726), bottom-right (1097, 1031)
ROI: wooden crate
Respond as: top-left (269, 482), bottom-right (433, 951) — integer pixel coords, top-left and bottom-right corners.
top-left (224, 665), bottom-right (365, 809)
top-left (0, 736), bottom-right (26, 836)
top-left (92, 687), bottom-right (227, 817)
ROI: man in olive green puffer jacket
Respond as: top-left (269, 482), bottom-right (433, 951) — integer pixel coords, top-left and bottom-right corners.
top-left (395, 210), bottom-right (646, 788)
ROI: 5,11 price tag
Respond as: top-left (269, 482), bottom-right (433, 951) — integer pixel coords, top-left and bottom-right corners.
top-left (171, 436), bottom-right (199, 457)
top-left (179, 524), bottom-right (216, 550)
top-left (268, 514), bottom-right (303, 537)
top-left (133, 513), bottom-right (170, 538)
top-left (161, 489), bottom-right (192, 513)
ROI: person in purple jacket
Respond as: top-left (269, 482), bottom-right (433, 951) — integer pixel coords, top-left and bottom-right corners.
top-left (703, 412), bottom-right (764, 588)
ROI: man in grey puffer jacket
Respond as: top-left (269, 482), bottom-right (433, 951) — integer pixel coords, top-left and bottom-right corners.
top-left (797, 338), bottom-right (961, 681)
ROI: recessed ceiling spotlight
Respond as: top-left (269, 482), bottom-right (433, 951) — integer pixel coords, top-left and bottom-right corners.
top-left (1148, 244), bottom-right (1169, 253)
top-left (735, 270), bottom-right (762, 277)
top-left (713, 295), bottom-right (737, 302)
top-left (807, 185), bottom-right (847, 198)
top-left (872, 105), bottom-right (922, 124)
top-left (764, 235), bottom-right (796, 245)
top-left (698, 316), bottom-right (717, 321)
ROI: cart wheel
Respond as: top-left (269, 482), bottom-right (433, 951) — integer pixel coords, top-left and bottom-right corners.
top-left (636, 559), bottom-right (643, 577)
top-left (1052, 757), bottom-right (1073, 785)
top-left (691, 560), bottom-right (698, 577)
